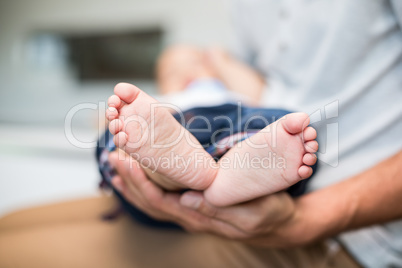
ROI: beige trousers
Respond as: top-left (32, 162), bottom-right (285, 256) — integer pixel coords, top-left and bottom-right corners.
top-left (0, 196), bottom-right (361, 268)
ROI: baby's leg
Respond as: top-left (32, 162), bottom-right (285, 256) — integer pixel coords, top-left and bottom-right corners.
top-left (106, 83), bottom-right (218, 190)
top-left (204, 113), bottom-right (318, 207)
top-left (206, 47), bottom-right (265, 104)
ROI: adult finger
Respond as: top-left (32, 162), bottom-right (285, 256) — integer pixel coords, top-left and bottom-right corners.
top-left (109, 150), bottom-right (206, 225)
top-left (180, 191), bottom-right (295, 235)
top-left (109, 151), bottom-right (173, 220)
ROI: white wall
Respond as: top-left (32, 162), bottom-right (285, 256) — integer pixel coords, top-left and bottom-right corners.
top-left (0, 0), bottom-right (234, 216)
top-left (0, 0), bottom-right (234, 126)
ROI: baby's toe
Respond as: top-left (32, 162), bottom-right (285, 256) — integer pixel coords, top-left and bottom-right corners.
top-left (282, 112), bottom-right (310, 135)
top-left (113, 132), bottom-right (128, 148)
top-left (108, 95), bottom-right (121, 108)
top-left (303, 127), bottom-right (317, 142)
top-left (304, 140), bottom-right (318, 153)
top-left (109, 119), bottom-right (123, 135)
top-left (106, 107), bottom-right (119, 121)
top-left (114, 83), bottom-right (140, 104)
top-left (303, 153), bottom-right (317, 166)
top-left (298, 165), bottom-right (313, 179)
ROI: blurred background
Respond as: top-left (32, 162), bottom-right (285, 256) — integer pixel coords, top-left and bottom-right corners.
top-left (0, 0), bottom-right (234, 216)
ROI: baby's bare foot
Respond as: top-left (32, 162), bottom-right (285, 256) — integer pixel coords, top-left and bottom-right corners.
top-left (106, 83), bottom-right (217, 190)
top-left (204, 113), bottom-right (318, 207)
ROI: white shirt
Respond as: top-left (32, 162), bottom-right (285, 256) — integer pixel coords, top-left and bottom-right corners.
top-left (231, 0), bottom-right (402, 267)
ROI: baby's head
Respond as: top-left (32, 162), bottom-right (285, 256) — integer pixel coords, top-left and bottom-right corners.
top-left (156, 45), bottom-right (215, 94)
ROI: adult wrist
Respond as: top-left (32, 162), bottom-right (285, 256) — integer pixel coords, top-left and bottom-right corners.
top-left (288, 189), bottom-right (357, 246)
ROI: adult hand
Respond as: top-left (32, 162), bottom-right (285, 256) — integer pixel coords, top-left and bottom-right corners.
top-left (108, 150), bottom-right (311, 247)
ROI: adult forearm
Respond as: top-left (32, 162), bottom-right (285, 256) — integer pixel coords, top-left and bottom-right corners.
top-left (292, 150), bottom-right (402, 244)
